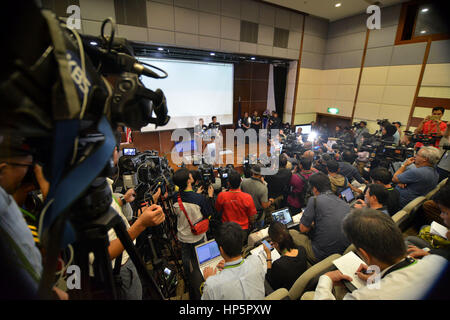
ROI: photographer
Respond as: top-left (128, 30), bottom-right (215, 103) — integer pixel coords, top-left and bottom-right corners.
top-left (172, 168), bottom-right (214, 292)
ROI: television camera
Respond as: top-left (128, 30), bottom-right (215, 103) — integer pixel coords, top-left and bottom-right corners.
top-left (1, 3), bottom-right (172, 300)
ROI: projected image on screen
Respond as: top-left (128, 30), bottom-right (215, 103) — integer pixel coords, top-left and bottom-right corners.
top-left (138, 57), bottom-right (234, 132)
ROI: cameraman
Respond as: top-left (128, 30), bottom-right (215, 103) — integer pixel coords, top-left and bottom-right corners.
top-left (355, 121), bottom-right (369, 147)
top-left (415, 107), bottom-right (447, 148)
top-left (101, 147), bottom-right (166, 300)
top-left (172, 168), bottom-right (214, 293)
top-left (0, 136), bottom-right (67, 299)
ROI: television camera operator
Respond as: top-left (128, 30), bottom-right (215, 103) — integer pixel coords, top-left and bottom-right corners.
top-left (414, 106), bottom-right (447, 148)
top-left (0, 135), bottom-right (68, 300)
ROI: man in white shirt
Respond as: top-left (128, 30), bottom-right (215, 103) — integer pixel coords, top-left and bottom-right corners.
top-left (314, 208), bottom-right (448, 300)
top-left (201, 222), bottom-right (266, 300)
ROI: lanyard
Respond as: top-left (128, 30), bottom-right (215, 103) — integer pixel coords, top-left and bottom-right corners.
top-left (381, 257), bottom-right (416, 279)
top-left (223, 259), bottom-right (244, 270)
top-left (20, 207), bottom-right (36, 222)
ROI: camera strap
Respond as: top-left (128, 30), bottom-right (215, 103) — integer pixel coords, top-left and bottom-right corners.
top-left (41, 10), bottom-right (81, 118)
top-left (177, 194), bottom-right (195, 231)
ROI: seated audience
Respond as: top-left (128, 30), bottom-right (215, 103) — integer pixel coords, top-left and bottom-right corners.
top-left (215, 170), bottom-right (257, 240)
top-left (287, 157), bottom-right (315, 213)
top-left (339, 150), bottom-right (367, 185)
top-left (263, 222), bottom-right (307, 291)
top-left (314, 208), bottom-right (448, 300)
top-left (406, 183), bottom-right (450, 261)
top-left (369, 167), bottom-right (400, 216)
top-left (354, 184), bottom-right (389, 215)
top-left (291, 172), bottom-right (351, 263)
top-left (393, 146), bottom-right (440, 208)
top-left (201, 222), bottom-right (265, 300)
top-left (326, 159), bottom-right (360, 195)
top-left (241, 164), bottom-right (273, 228)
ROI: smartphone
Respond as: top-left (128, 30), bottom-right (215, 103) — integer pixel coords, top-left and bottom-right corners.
top-left (262, 240), bottom-right (273, 250)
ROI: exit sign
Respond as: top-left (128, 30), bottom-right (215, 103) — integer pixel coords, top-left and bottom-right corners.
top-left (327, 107), bottom-right (339, 114)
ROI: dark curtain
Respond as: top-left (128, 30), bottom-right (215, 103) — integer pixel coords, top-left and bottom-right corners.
top-left (273, 65), bottom-right (287, 118)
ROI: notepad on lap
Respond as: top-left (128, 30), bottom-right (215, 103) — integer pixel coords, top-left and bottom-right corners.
top-left (333, 252), bottom-right (367, 290)
top-left (430, 221), bottom-right (448, 239)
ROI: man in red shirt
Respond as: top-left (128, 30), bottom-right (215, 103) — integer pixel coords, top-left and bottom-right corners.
top-left (215, 170), bottom-right (257, 240)
top-left (415, 106), bottom-right (447, 148)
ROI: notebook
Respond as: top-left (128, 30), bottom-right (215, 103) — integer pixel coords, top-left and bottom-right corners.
top-left (332, 252), bottom-right (367, 291)
top-left (195, 239), bottom-right (223, 278)
top-left (271, 207), bottom-right (298, 228)
top-left (430, 221), bottom-right (448, 239)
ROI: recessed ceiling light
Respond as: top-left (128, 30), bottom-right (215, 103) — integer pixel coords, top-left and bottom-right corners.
top-left (89, 41), bottom-right (98, 46)
top-left (421, 8), bottom-right (429, 13)
top-left (420, 30), bottom-right (427, 34)
top-left (157, 47), bottom-right (164, 51)
top-left (335, 3), bottom-right (342, 7)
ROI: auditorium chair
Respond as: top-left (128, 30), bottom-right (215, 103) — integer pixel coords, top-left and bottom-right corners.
top-left (424, 177), bottom-right (447, 200)
top-left (392, 210), bottom-right (409, 231)
top-left (264, 288), bottom-right (289, 300)
top-left (343, 244), bottom-right (356, 255)
top-left (266, 253), bottom-right (342, 300)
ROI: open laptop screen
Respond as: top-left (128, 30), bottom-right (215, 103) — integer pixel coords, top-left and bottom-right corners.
top-left (340, 187), bottom-right (355, 203)
top-left (271, 208), bottom-right (293, 225)
top-left (196, 240), bottom-right (221, 265)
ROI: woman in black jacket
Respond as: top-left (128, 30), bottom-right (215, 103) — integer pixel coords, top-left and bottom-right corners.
top-left (263, 222), bottom-right (308, 291)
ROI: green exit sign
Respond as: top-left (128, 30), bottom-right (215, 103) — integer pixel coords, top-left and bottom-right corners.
top-left (327, 107), bottom-right (339, 114)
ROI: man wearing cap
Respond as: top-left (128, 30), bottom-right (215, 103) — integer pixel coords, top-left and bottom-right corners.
top-left (241, 164), bottom-right (273, 229)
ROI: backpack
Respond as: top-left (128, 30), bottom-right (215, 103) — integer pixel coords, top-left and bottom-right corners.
top-left (334, 177), bottom-right (348, 197)
top-left (293, 172), bottom-right (314, 208)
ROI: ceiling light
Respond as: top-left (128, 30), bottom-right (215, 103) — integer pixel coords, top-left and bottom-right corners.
top-left (421, 8), bottom-right (429, 13)
top-left (157, 47), bottom-right (164, 51)
top-left (420, 30), bottom-right (426, 34)
top-left (335, 3), bottom-right (342, 7)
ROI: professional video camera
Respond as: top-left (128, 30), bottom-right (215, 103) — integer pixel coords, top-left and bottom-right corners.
top-left (216, 164), bottom-right (234, 188)
top-left (118, 150), bottom-right (174, 204)
top-left (412, 133), bottom-right (441, 146)
top-left (1, 3), bottom-right (171, 300)
top-left (198, 163), bottom-right (215, 188)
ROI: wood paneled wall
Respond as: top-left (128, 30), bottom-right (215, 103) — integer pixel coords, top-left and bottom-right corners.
top-left (233, 62), bottom-right (270, 123)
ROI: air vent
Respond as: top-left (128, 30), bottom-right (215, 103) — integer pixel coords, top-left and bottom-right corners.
top-left (273, 28), bottom-right (289, 48)
top-left (114, 0), bottom-right (147, 27)
top-left (240, 20), bottom-right (259, 43)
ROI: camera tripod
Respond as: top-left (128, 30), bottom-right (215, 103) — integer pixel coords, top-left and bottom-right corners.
top-left (68, 205), bottom-right (165, 300)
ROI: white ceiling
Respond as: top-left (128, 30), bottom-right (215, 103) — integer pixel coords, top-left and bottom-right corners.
top-left (262, 0), bottom-right (406, 21)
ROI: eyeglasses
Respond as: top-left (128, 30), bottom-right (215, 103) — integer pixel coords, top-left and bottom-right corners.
top-left (5, 162), bottom-right (34, 168)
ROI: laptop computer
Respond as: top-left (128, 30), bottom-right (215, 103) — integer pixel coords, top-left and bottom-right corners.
top-left (271, 207), bottom-right (298, 228)
top-left (340, 187), bottom-right (358, 206)
top-left (194, 239), bottom-right (222, 278)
